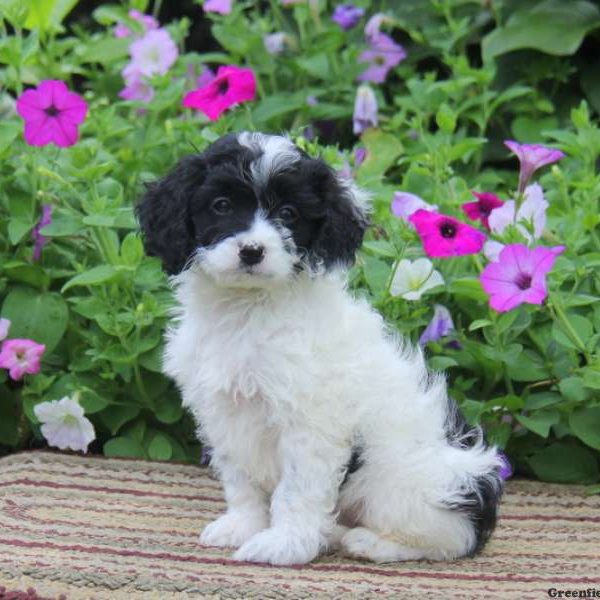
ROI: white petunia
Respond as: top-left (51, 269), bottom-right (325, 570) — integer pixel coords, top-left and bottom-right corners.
top-left (0, 318), bottom-right (10, 341)
top-left (390, 258), bottom-right (445, 300)
top-left (34, 396), bottom-right (95, 453)
top-left (488, 183), bottom-right (548, 242)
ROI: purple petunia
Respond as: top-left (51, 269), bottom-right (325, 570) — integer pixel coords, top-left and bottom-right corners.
top-left (332, 4), bottom-right (365, 30)
top-left (419, 305), bottom-right (455, 346)
top-left (352, 85), bottom-right (378, 135)
top-left (32, 204), bottom-right (53, 261)
top-left (358, 32), bottom-right (406, 84)
top-left (504, 140), bottom-right (565, 193)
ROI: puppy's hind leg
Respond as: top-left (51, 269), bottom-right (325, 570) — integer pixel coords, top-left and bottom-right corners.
top-left (340, 527), bottom-right (428, 563)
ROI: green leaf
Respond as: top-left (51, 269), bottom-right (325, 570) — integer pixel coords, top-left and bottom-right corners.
top-left (3, 262), bottom-right (50, 289)
top-left (361, 241), bottom-right (397, 259)
top-left (120, 233), bottom-right (144, 267)
top-left (515, 409), bottom-right (559, 438)
top-left (1, 287), bottom-right (68, 353)
top-left (103, 436), bottom-right (146, 459)
top-left (154, 399), bottom-right (183, 424)
top-left (355, 130), bottom-right (403, 181)
top-left (40, 214), bottom-right (83, 237)
top-left (362, 256), bottom-right (391, 296)
top-left (559, 377), bottom-right (588, 402)
top-left (8, 218), bottom-right (34, 245)
top-left (24, 0), bottom-right (79, 31)
top-left (569, 408), bottom-right (600, 450)
top-left (528, 443), bottom-right (599, 484)
top-left (61, 265), bottom-right (120, 292)
top-left (78, 36), bottom-right (129, 64)
top-left (428, 356), bottom-right (458, 371)
top-left (468, 319), bottom-right (492, 331)
top-left (449, 279), bottom-right (487, 302)
top-left (482, 0), bottom-right (600, 61)
top-left (100, 405), bottom-right (140, 435)
top-left (148, 433), bottom-right (172, 461)
top-left (524, 392), bottom-right (562, 411)
top-left (552, 314), bottom-right (593, 351)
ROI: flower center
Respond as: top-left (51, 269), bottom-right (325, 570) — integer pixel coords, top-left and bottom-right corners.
top-left (44, 105), bottom-right (60, 117)
top-left (515, 272), bottom-right (532, 290)
top-left (479, 205), bottom-right (492, 216)
top-left (375, 55), bottom-right (386, 65)
top-left (439, 221), bottom-right (457, 239)
top-left (217, 79), bottom-right (229, 95)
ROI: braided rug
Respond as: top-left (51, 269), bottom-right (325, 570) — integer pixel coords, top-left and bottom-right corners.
top-left (0, 451), bottom-right (598, 599)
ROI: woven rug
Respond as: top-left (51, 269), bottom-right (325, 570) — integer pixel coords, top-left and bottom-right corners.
top-left (0, 452), bottom-right (598, 599)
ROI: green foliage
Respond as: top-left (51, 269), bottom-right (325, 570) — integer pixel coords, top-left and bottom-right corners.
top-left (0, 0), bottom-right (598, 482)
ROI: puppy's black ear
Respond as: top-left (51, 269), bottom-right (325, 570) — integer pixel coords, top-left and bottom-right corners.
top-left (308, 160), bottom-right (370, 268)
top-left (136, 154), bottom-right (206, 275)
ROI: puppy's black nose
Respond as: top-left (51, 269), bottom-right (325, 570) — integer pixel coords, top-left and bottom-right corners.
top-left (239, 244), bottom-right (265, 266)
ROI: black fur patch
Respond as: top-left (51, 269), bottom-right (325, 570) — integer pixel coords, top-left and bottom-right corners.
top-left (443, 397), bottom-right (504, 555)
top-left (137, 133), bottom-right (368, 275)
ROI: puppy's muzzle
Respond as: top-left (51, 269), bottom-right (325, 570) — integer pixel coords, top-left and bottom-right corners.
top-left (239, 244), bottom-right (265, 266)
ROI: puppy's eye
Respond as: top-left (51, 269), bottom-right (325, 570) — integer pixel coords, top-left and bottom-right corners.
top-left (277, 205), bottom-right (299, 225)
top-left (211, 197), bottom-right (232, 216)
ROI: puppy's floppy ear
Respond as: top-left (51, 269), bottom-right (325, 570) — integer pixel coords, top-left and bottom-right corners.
top-left (308, 159), bottom-right (370, 268)
top-left (136, 154), bottom-right (206, 275)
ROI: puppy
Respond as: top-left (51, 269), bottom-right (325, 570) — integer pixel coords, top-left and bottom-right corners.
top-left (137, 132), bottom-right (503, 566)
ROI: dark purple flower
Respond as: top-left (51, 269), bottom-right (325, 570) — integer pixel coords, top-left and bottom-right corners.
top-left (497, 452), bottom-right (513, 480)
top-left (419, 304), bottom-right (455, 346)
top-left (32, 204), bottom-right (53, 261)
top-left (358, 32), bottom-right (406, 84)
top-left (332, 4), bottom-right (365, 30)
top-left (354, 147), bottom-right (367, 167)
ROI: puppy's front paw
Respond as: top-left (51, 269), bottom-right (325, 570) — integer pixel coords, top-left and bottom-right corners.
top-left (233, 528), bottom-right (319, 565)
top-left (200, 512), bottom-right (268, 548)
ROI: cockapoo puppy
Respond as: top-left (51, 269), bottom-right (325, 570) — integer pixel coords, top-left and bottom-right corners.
top-left (137, 132), bottom-right (503, 566)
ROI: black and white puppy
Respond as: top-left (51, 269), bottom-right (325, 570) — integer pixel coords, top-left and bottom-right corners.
top-left (137, 132), bottom-right (503, 566)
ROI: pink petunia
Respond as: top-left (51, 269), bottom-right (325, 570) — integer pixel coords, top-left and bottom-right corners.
top-left (480, 244), bottom-right (565, 312)
top-left (504, 140), bottom-right (565, 192)
top-left (16, 80), bottom-right (88, 148)
top-left (409, 210), bottom-right (486, 258)
top-left (203, 0), bottom-right (233, 14)
top-left (119, 64), bottom-right (155, 103)
top-left (358, 33), bottom-right (406, 84)
top-left (182, 65), bottom-right (256, 121)
top-left (32, 204), bottom-right (53, 261)
top-left (462, 191), bottom-right (504, 230)
top-left (0, 338), bottom-right (46, 381)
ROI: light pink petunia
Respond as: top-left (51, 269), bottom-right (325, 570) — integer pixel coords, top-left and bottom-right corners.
top-left (364, 13), bottom-right (387, 41)
top-left (488, 183), bottom-right (548, 242)
top-left (34, 396), bottom-right (96, 453)
top-left (462, 191), bottom-right (504, 230)
top-left (0, 338), bottom-right (45, 381)
top-left (16, 80), bottom-right (88, 148)
top-left (203, 0), bottom-right (233, 14)
top-left (480, 244), bottom-right (565, 312)
top-left (352, 85), bottom-right (378, 135)
top-left (0, 319), bottom-right (10, 342)
top-left (129, 29), bottom-right (178, 77)
top-left (483, 240), bottom-right (505, 262)
top-left (119, 64), bottom-right (155, 103)
top-left (264, 32), bottom-right (287, 55)
top-left (504, 140), bottom-right (565, 192)
top-left (358, 33), bottom-right (406, 84)
top-left (183, 65), bottom-right (256, 121)
top-left (391, 192), bottom-right (438, 226)
top-left (409, 210), bottom-right (486, 258)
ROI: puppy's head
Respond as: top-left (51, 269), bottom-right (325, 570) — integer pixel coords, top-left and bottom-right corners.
top-left (137, 132), bottom-right (369, 287)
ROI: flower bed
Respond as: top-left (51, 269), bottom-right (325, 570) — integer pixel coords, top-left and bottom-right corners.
top-left (0, 0), bottom-right (598, 486)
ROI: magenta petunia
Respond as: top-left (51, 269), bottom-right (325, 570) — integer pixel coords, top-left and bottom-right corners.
top-left (462, 191), bottom-right (504, 230)
top-left (182, 65), bottom-right (256, 121)
top-left (358, 33), bottom-right (406, 84)
top-left (203, 0), bottom-right (233, 14)
top-left (16, 80), bottom-right (88, 148)
top-left (32, 204), bottom-right (53, 261)
top-left (480, 244), bottom-right (565, 312)
top-left (0, 338), bottom-right (46, 381)
top-left (504, 140), bottom-right (565, 192)
top-left (409, 210), bottom-right (486, 258)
